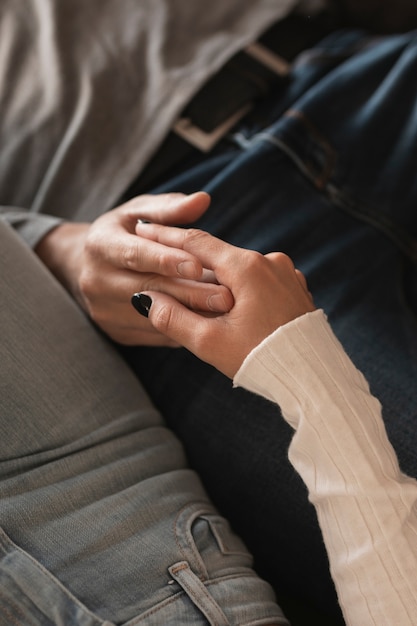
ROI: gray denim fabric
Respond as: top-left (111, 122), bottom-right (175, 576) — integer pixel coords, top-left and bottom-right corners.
top-left (0, 221), bottom-right (287, 625)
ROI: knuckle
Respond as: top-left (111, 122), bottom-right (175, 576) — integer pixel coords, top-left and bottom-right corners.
top-left (142, 273), bottom-right (174, 292)
top-left (156, 250), bottom-right (174, 275)
top-left (276, 251), bottom-right (293, 265)
top-left (138, 273), bottom-right (157, 291)
top-left (78, 269), bottom-right (95, 298)
top-left (152, 302), bottom-right (173, 333)
top-left (84, 232), bottom-right (100, 259)
top-left (269, 251), bottom-right (294, 270)
top-left (243, 249), bottom-right (265, 272)
top-left (84, 230), bottom-right (102, 257)
top-left (183, 227), bottom-right (206, 247)
top-left (121, 244), bottom-right (140, 270)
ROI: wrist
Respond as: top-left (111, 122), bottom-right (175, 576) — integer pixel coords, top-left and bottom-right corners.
top-left (35, 222), bottom-right (89, 300)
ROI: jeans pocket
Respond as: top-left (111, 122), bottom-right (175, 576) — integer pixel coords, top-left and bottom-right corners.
top-left (0, 527), bottom-right (114, 626)
top-left (174, 503), bottom-right (253, 582)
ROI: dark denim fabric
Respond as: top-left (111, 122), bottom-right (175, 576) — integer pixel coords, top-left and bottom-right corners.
top-left (121, 30), bottom-right (417, 625)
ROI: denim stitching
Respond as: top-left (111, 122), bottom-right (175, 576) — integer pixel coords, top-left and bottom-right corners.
top-left (257, 111), bottom-right (417, 262)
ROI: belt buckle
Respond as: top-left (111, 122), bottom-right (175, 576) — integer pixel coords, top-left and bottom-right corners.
top-left (173, 42), bottom-right (290, 153)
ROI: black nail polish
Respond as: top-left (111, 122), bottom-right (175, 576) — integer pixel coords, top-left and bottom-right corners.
top-left (131, 293), bottom-right (152, 317)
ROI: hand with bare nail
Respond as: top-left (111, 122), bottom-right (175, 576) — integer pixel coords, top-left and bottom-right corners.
top-left (36, 192), bottom-right (233, 346)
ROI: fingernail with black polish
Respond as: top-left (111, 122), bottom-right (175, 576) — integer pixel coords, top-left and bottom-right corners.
top-left (131, 293), bottom-right (152, 318)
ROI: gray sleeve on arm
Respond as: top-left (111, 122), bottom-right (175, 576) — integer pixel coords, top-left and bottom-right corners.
top-left (0, 207), bottom-right (64, 249)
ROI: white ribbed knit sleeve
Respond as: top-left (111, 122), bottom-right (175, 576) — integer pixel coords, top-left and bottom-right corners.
top-left (234, 309), bottom-right (417, 626)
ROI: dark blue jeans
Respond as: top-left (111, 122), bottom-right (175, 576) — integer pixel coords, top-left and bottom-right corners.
top-left (121, 30), bottom-right (417, 625)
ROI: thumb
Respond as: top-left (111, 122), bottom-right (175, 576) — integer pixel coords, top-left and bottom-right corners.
top-left (131, 291), bottom-right (210, 349)
top-left (131, 291), bottom-right (244, 379)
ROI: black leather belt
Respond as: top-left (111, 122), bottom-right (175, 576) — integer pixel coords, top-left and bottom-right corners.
top-left (122, 8), bottom-right (338, 198)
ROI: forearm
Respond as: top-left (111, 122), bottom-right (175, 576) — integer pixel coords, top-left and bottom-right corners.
top-left (35, 221), bottom-right (89, 300)
top-left (234, 310), bottom-right (417, 625)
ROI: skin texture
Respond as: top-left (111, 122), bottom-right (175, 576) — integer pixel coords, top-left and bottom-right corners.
top-left (35, 192), bottom-right (234, 346)
top-left (35, 190), bottom-right (314, 367)
top-left (134, 224), bottom-right (316, 379)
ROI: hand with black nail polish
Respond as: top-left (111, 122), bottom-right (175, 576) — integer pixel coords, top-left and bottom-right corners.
top-left (132, 228), bottom-right (315, 378)
top-left (131, 293), bottom-right (152, 318)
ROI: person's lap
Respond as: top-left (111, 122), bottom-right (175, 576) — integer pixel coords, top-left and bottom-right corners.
top-left (0, 222), bottom-right (288, 625)
top-left (120, 29), bottom-right (417, 623)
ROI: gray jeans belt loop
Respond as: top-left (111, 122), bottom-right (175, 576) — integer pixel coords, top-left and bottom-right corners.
top-left (168, 561), bottom-right (231, 626)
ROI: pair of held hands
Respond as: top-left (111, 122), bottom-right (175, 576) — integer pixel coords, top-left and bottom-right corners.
top-left (37, 191), bottom-right (315, 379)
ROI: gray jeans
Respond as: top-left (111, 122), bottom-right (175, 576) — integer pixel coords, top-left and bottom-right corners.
top-left (0, 221), bottom-right (287, 626)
